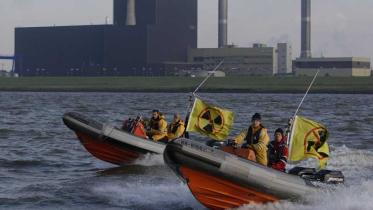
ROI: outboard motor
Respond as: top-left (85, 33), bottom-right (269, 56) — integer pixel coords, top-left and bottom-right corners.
top-left (289, 167), bottom-right (344, 184)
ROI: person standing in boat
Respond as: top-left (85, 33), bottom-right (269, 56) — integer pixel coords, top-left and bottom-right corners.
top-left (232, 113), bottom-right (270, 166)
top-left (167, 113), bottom-right (186, 141)
top-left (268, 128), bottom-right (288, 172)
top-left (148, 110), bottom-right (168, 143)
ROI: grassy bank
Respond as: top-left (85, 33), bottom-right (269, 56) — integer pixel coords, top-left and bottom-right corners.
top-left (0, 76), bottom-right (373, 93)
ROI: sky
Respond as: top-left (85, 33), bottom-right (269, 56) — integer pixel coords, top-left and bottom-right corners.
top-left (1, 0), bottom-right (373, 70)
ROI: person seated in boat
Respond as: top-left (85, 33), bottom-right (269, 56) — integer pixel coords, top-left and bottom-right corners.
top-left (122, 117), bottom-right (135, 132)
top-left (268, 128), bottom-right (288, 172)
top-left (231, 113), bottom-right (270, 166)
top-left (122, 116), bottom-right (148, 138)
top-left (147, 110), bottom-right (168, 143)
top-left (167, 113), bottom-right (186, 141)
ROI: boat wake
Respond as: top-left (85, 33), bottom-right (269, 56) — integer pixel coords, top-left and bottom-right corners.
top-left (238, 145), bottom-right (373, 210)
top-left (91, 182), bottom-right (204, 209)
top-left (238, 179), bottom-right (373, 210)
top-left (132, 153), bottom-right (165, 166)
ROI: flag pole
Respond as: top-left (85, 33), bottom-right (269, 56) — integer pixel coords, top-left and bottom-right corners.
top-left (292, 69), bottom-right (320, 120)
top-left (192, 59), bottom-right (225, 95)
top-left (183, 60), bottom-right (224, 138)
top-left (288, 69), bottom-right (320, 147)
top-left (183, 95), bottom-right (194, 138)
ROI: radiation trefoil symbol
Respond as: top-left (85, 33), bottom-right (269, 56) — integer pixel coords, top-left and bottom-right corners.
top-left (197, 108), bottom-right (225, 134)
top-left (303, 127), bottom-right (328, 155)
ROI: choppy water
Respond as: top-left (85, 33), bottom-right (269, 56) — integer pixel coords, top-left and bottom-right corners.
top-left (0, 92), bottom-right (372, 210)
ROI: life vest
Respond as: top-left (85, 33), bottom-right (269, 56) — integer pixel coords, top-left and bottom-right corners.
top-left (268, 138), bottom-right (288, 167)
top-left (244, 125), bottom-right (263, 145)
top-left (150, 117), bottom-right (161, 130)
top-left (170, 120), bottom-right (183, 134)
top-left (133, 122), bottom-right (147, 139)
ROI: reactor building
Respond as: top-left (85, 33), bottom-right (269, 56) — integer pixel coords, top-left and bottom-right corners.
top-left (15, 0), bottom-right (197, 76)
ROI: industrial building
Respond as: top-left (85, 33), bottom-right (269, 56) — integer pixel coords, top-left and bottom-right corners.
top-left (295, 0), bottom-right (371, 77)
top-left (15, 0), bottom-right (197, 76)
top-left (186, 44), bottom-right (277, 76)
top-left (166, 42), bottom-right (292, 77)
top-left (294, 57), bottom-right (371, 77)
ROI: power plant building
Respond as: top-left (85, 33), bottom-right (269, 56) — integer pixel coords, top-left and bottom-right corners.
top-left (294, 57), bottom-right (371, 77)
top-left (295, 0), bottom-right (371, 77)
top-left (15, 0), bottom-right (197, 76)
top-left (187, 44), bottom-right (278, 76)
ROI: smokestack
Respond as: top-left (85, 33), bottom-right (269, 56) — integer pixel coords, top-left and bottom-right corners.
top-left (218, 0), bottom-right (228, 48)
top-left (301, 0), bottom-right (311, 58)
top-left (126, 0), bottom-right (136, 26)
top-left (113, 0), bottom-right (126, 25)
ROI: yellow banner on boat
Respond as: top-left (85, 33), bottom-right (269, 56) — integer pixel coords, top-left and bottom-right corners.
top-left (186, 97), bottom-right (234, 141)
top-left (289, 116), bottom-right (330, 169)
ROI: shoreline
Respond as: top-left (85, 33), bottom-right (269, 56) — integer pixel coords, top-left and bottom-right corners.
top-left (1, 76), bottom-right (372, 94)
top-left (1, 88), bottom-right (373, 94)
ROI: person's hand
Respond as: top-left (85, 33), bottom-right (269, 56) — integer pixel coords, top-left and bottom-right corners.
top-left (288, 117), bottom-right (294, 126)
top-left (227, 139), bottom-right (237, 146)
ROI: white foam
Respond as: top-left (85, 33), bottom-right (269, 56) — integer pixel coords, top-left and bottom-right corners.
top-left (238, 179), bottom-right (373, 210)
top-left (92, 182), bottom-right (204, 209)
top-left (132, 153), bottom-right (165, 166)
top-left (238, 145), bottom-right (373, 210)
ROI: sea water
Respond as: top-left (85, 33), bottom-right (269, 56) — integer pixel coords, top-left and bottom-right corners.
top-left (0, 92), bottom-right (372, 210)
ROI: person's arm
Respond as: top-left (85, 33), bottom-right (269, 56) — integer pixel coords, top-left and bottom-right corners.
top-left (233, 129), bottom-right (248, 145)
top-left (174, 123), bottom-right (185, 138)
top-left (151, 119), bottom-right (167, 135)
top-left (252, 128), bottom-right (270, 152)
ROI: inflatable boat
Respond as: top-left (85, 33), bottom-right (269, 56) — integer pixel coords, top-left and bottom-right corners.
top-left (164, 138), bottom-right (344, 210)
top-left (63, 112), bottom-right (165, 165)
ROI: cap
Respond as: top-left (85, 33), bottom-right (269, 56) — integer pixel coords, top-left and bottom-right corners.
top-left (252, 113), bottom-right (262, 121)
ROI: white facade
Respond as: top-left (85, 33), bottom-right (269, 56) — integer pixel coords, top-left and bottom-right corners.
top-left (277, 43), bottom-right (292, 74)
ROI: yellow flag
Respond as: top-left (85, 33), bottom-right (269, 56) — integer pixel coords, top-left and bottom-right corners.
top-left (186, 97), bottom-right (234, 141)
top-left (289, 116), bottom-right (330, 169)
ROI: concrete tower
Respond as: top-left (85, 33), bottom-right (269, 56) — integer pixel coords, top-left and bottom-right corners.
top-left (113, 0), bottom-right (126, 25)
top-left (125, 0), bottom-right (136, 25)
top-left (301, 0), bottom-right (311, 58)
top-left (218, 0), bottom-right (228, 48)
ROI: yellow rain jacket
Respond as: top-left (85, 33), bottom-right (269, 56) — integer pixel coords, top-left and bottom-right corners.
top-left (148, 115), bottom-right (168, 141)
top-left (233, 125), bottom-right (270, 166)
top-left (167, 120), bottom-right (185, 140)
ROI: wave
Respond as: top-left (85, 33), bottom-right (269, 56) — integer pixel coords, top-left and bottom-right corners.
top-left (238, 179), bottom-right (373, 210)
top-left (91, 182), bottom-right (204, 209)
top-left (132, 153), bottom-right (165, 166)
top-left (238, 145), bottom-right (373, 210)
top-left (0, 159), bottom-right (45, 168)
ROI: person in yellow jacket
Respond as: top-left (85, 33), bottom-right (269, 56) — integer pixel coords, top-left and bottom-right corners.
top-left (167, 113), bottom-right (186, 141)
top-left (147, 110), bottom-right (168, 143)
top-left (232, 113), bottom-right (270, 166)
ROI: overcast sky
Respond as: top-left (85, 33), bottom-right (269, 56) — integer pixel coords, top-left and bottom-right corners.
top-left (1, 0), bottom-right (373, 69)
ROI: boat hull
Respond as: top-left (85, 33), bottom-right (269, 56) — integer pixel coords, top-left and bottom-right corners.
top-left (63, 112), bottom-right (165, 165)
top-left (75, 131), bottom-right (141, 165)
top-left (179, 166), bottom-right (278, 210)
top-left (164, 138), bottom-right (317, 209)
